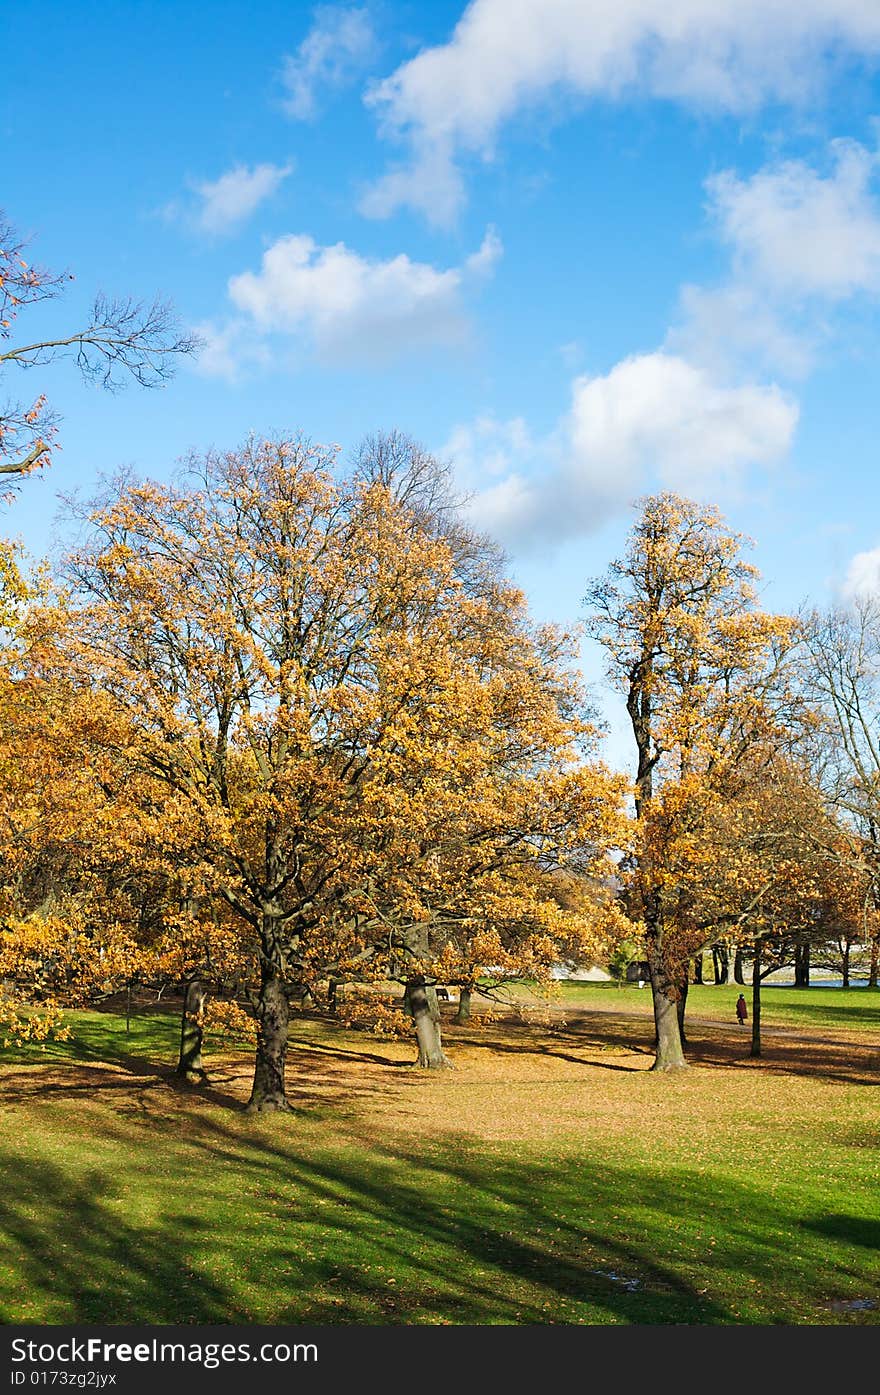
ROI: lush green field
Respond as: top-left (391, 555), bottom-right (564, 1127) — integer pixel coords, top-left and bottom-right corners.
top-left (510, 979), bottom-right (880, 1032)
top-left (1, 1001), bottom-right (878, 1325)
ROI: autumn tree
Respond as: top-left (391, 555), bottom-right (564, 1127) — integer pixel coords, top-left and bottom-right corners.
top-left (666, 753), bottom-right (863, 1053)
top-left (0, 549), bottom-right (166, 1041)
top-left (52, 435), bottom-right (627, 1107)
top-left (585, 494), bottom-right (794, 1070)
top-left (0, 211), bottom-right (199, 484)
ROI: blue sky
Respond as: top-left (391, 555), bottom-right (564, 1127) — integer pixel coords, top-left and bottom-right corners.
top-left (5, 1), bottom-right (880, 765)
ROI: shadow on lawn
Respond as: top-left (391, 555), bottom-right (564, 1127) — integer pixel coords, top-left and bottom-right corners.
top-left (0, 1118), bottom-right (736, 1325)
top-left (0, 1005), bottom-right (242, 1110)
top-left (804, 1215), bottom-right (880, 1249)
top-left (445, 1029), bottom-right (651, 1072)
top-left (2, 1013), bottom-right (877, 1324)
top-left (754, 998), bottom-right (880, 1032)
top-left (509, 1011), bottom-right (880, 1087)
top-left (0, 1158), bottom-right (241, 1323)
top-left (0, 1061), bottom-right (245, 1112)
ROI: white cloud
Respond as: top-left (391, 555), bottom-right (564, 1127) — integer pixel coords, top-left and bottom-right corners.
top-left (669, 136), bottom-right (880, 379)
top-left (196, 227), bottom-right (501, 371)
top-left (843, 546), bottom-right (880, 598)
top-left (464, 225), bottom-right (503, 276)
top-left (190, 162), bottom-right (294, 235)
top-left (358, 137), bottom-right (465, 227)
top-left (282, 5), bottom-right (377, 120)
top-left (707, 139), bottom-right (880, 299)
top-left (440, 415), bottom-right (538, 491)
top-left (669, 282), bottom-right (817, 381)
top-left (191, 319), bottom-right (273, 383)
top-left (569, 353), bottom-right (796, 491)
top-left (364, 0), bottom-right (880, 224)
top-left (454, 353), bottom-right (798, 548)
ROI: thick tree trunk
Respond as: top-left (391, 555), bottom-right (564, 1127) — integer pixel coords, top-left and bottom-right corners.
top-left (750, 940), bottom-right (762, 1058)
top-left (869, 936), bottom-right (879, 989)
top-left (408, 977), bottom-right (453, 1069)
top-left (692, 955), bottom-right (703, 984)
top-left (712, 943), bottom-right (729, 985)
top-left (733, 947), bottom-right (745, 985)
top-left (246, 961), bottom-right (292, 1113)
top-left (176, 978), bottom-right (207, 1082)
top-left (794, 940), bottom-right (811, 987)
top-left (455, 983), bottom-right (473, 1024)
top-left (647, 932), bottom-right (688, 1071)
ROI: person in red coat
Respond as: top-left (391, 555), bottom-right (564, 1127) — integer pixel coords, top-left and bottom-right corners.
top-left (736, 993), bottom-right (748, 1025)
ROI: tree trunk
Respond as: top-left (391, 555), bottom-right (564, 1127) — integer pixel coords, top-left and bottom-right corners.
top-left (176, 978), bottom-right (207, 1082)
top-left (677, 973), bottom-right (689, 1046)
top-left (246, 961), bottom-right (292, 1113)
top-left (733, 947), bottom-right (745, 985)
top-left (869, 935), bottom-right (879, 990)
top-left (794, 940), bottom-right (810, 987)
top-left (842, 941), bottom-right (850, 990)
top-left (408, 977), bottom-right (453, 1069)
top-left (647, 932), bottom-right (688, 1071)
top-left (692, 955), bottom-right (703, 985)
top-left (712, 943), bottom-right (729, 985)
top-left (455, 983), bottom-right (473, 1024)
top-left (750, 940), bottom-right (762, 1058)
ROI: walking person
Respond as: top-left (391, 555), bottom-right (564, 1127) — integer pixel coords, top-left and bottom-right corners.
top-left (736, 992), bottom-right (748, 1026)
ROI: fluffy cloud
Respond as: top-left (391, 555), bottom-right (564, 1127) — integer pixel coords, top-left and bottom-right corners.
top-left (667, 136), bottom-right (880, 380)
top-left (282, 5), bottom-right (377, 120)
top-left (189, 162), bottom-right (293, 235)
top-left (363, 0), bottom-right (880, 223)
top-left (669, 282), bottom-right (816, 381)
top-left (843, 546), bottom-right (880, 599)
top-left (196, 227), bottom-right (501, 371)
top-left (568, 353), bottom-right (796, 491)
top-left (359, 136), bottom-right (466, 228)
top-left (456, 353), bottom-right (798, 548)
top-left (707, 139), bottom-right (880, 299)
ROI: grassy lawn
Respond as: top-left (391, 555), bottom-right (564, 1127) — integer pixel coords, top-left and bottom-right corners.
top-left (1, 1001), bottom-right (878, 1326)
top-left (507, 979), bottom-right (880, 1032)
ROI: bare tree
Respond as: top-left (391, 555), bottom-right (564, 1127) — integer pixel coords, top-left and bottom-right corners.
top-left (0, 212), bottom-right (201, 483)
top-left (802, 596), bottom-right (880, 985)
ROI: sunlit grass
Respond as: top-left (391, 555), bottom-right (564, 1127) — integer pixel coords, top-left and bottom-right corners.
top-left (506, 979), bottom-right (880, 1032)
top-left (1, 1002), bottom-right (878, 1325)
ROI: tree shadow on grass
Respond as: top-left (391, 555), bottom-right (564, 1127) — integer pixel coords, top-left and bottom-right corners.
top-left (803, 1216), bottom-right (880, 1249)
top-left (5, 1086), bottom-right (880, 1325)
top-left (503, 1013), bottom-right (880, 1088)
top-left (0, 1119), bottom-right (731, 1326)
top-left (0, 1063), bottom-right (245, 1112)
top-left (753, 998), bottom-right (880, 1031)
top-left (0, 1158), bottom-right (243, 1324)
top-left (445, 1031), bottom-right (648, 1072)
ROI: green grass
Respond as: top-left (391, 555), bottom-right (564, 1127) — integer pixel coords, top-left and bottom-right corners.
top-left (511, 979), bottom-right (880, 1032)
top-left (1, 1005), bottom-right (879, 1325)
top-left (1, 1004), bottom-right (180, 1067)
